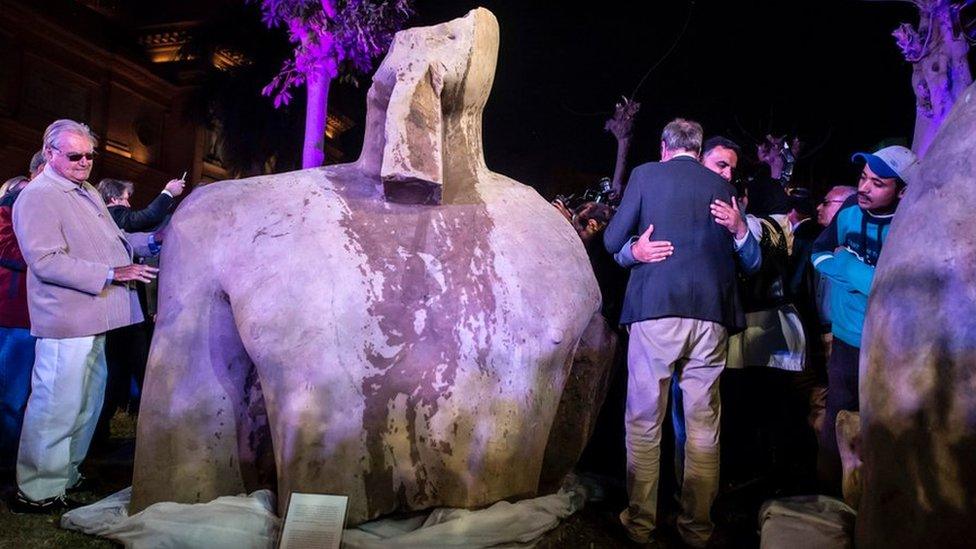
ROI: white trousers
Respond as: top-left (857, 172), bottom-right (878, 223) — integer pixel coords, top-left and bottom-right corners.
top-left (17, 335), bottom-right (107, 501)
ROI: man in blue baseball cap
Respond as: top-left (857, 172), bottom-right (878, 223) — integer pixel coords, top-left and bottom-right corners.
top-left (810, 144), bottom-right (917, 495)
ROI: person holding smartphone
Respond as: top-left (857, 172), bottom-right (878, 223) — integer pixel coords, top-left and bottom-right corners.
top-left (97, 175), bottom-right (185, 233)
top-left (92, 175), bottom-right (186, 449)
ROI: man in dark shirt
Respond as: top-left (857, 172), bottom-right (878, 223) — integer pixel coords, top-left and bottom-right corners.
top-left (97, 177), bottom-right (184, 232)
top-left (92, 176), bottom-right (184, 448)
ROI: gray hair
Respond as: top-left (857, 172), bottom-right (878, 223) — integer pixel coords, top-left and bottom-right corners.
top-left (827, 185), bottom-right (857, 200)
top-left (661, 118), bottom-right (703, 154)
top-left (28, 149), bottom-right (45, 175)
top-left (43, 119), bottom-right (98, 155)
top-left (97, 178), bottom-right (134, 204)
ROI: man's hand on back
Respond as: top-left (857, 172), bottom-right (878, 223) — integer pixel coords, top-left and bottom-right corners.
top-left (710, 197), bottom-right (748, 239)
top-left (632, 224), bottom-right (674, 263)
top-left (113, 264), bottom-right (159, 284)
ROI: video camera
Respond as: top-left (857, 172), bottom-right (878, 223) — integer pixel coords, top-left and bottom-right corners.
top-left (554, 177), bottom-right (616, 211)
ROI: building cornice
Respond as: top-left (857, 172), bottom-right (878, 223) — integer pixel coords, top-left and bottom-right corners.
top-left (0, 0), bottom-right (182, 105)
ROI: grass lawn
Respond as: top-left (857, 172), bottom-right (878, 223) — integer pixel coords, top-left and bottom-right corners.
top-left (0, 412), bottom-right (136, 548)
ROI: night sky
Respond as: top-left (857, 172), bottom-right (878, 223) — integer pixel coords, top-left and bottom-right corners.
top-left (335, 0), bottom-right (930, 199)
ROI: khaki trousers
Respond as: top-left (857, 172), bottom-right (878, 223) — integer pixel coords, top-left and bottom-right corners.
top-left (620, 317), bottom-right (727, 547)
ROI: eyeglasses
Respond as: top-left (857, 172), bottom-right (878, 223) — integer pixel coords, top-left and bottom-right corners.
top-left (820, 199), bottom-right (845, 206)
top-left (51, 146), bottom-right (97, 162)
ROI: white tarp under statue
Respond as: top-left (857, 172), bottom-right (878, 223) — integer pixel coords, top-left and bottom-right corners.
top-left (129, 6), bottom-right (616, 529)
top-left (62, 479), bottom-right (589, 548)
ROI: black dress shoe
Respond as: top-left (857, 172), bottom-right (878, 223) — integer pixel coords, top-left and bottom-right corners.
top-left (9, 491), bottom-right (82, 515)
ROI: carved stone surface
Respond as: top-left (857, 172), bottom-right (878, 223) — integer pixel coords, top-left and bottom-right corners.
top-left (130, 9), bottom-right (610, 525)
top-left (859, 83), bottom-right (976, 548)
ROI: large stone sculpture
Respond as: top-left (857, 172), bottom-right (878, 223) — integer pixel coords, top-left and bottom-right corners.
top-left (131, 8), bottom-right (613, 525)
top-left (858, 82), bottom-right (976, 547)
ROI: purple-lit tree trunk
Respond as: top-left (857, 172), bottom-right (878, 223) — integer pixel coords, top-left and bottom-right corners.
top-left (295, 2), bottom-right (338, 169)
top-left (298, 30), bottom-right (338, 169)
top-left (878, 0), bottom-right (973, 157)
top-left (302, 68), bottom-right (331, 168)
top-left (604, 97), bottom-right (640, 198)
top-left (256, 0), bottom-right (412, 168)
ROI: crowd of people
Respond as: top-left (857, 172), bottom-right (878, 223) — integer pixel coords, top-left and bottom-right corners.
top-left (0, 115), bottom-right (913, 545)
top-left (558, 118), bottom-right (914, 547)
top-left (0, 119), bottom-right (185, 514)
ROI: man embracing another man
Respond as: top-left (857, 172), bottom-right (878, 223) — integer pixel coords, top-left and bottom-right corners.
top-left (604, 118), bottom-right (749, 547)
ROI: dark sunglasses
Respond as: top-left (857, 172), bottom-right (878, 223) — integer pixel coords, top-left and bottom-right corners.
top-left (52, 146), bottom-right (97, 162)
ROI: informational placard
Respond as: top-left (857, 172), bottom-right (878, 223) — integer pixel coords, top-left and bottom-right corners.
top-left (277, 492), bottom-right (349, 549)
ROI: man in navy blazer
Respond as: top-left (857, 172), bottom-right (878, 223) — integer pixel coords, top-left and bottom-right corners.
top-left (604, 119), bottom-right (749, 547)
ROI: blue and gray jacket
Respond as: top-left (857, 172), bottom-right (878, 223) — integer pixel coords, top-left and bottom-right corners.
top-left (811, 195), bottom-right (895, 348)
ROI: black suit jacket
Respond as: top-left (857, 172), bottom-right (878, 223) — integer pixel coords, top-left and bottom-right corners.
top-left (787, 217), bottom-right (826, 333)
top-left (108, 193), bottom-right (174, 232)
top-left (604, 156), bottom-right (744, 332)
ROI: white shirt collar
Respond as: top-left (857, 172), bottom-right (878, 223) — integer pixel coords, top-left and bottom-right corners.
top-left (792, 217), bottom-right (810, 232)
